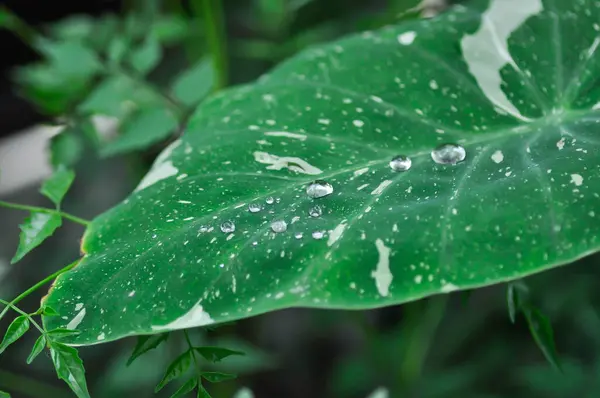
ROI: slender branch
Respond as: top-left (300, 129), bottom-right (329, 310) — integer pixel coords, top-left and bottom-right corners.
top-left (184, 330), bottom-right (201, 371)
top-left (0, 260), bottom-right (79, 321)
top-left (0, 200), bottom-right (90, 226)
top-left (0, 299), bottom-right (45, 334)
top-left (195, 0), bottom-right (228, 89)
top-left (399, 296), bottom-right (448, 387)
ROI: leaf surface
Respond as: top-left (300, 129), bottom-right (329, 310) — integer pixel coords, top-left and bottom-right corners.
top-left (45, 0), bottom-right (600, 345)
top-left (12, 212), bottom-right (62, 264)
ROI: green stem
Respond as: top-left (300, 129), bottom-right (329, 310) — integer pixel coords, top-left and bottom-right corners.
top-left (0, 299), bottom-right (45, 334)
top-left (0, 200), bottom-right (90, 226)
top-left (184, 330), bottom-right (201, 371)
top-left (0, 260), bottom-right (79, 321)
top-left (0, 369), bottom-right (71, 398)
top-left (195, 0), bottom-right (228, 89)
top-left (0, 6), bottom-right (37, 45)
top-left (399, 296), bottom-right (448, 388)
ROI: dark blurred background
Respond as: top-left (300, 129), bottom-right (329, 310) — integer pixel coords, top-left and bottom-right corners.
top-left (1, 1), bottom-right (600, 397)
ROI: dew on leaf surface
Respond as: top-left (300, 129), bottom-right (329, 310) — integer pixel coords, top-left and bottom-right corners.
top-left (266, 197), bottom-right (275, 204)
top-left (294, 232), bottom-right (303, 239)
top-left (309, 205), bottom-right (323, 218)
top-left (431, 144), bottom-right (467, 165)
top-left (306, 180), bottom-right (334, 199)
top-left (248, 203), bottom-right (262, 213)
top-left (271, 220), bottom-right (288, 233)
top-left (312, 230), bottom-right (325, 239)
top-left (389, 155), bottom-right (412, 171)
top-left (220, 221), bottom-right (235, 233)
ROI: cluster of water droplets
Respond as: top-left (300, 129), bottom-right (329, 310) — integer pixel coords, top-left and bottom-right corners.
top-left (208, 143), bottom-right (467, 241)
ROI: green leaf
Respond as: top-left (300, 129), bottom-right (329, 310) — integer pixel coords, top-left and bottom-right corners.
top-left (79, 75), bottom-right (161, 118)
top-left (0, 316), bottom-right (30, 354)
top-left (523, 307), bottom-right (562, 372)
top-left (101, 107), bottom-right (178, 156)
top-left (35, 38), bottom-right (101, 80)
top-left (155, 350), bottom-right (193, 392)
top-left (107, 37), bottom-right (130, 65)
top-left (171, 58), bottom-right (215, 105)
top-left (27, 335), bottom-right (47, 364)
top-left (200, 372), bottom-right (236, 383)
top-left (40, 165), bottom-right (75, 206)
top-left (197, 384), bottom-right (211, 398)
top-left (49, 129), bottom-right (84, 168)
top-left (50, 342), bottom-right (90, 398)
top-left (126, 333), bottom-right (169, 366)
top-left (0, 390), bottom-right (10, 398)
top-left (128, 35), bottom-right (162, 74)
top-left (507, 281), bottom-right (528, 323)
top-left (11, 212), bottom-right (62, 264)
top-left (171, 378), bottom-right (198, 398)
top-left (47, 328), bottom-right (81, 339)
top-left (42, 305), bottom-right (60, 317)
top-left (45, 1), bottom-right (600, 344)
top-left (194, 346), bottom-right (244, 363)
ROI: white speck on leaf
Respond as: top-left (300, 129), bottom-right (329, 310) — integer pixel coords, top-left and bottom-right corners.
top-left (264, 131), bottom-right (307, 141)
top-left (491, 150), bottom-right (504, 163)
top-left (397, 31), bottom-right (416, 45)
top-left (253, 151), bottom-right (323, 175)
top-left (67, 308), bottom-right (86, 330)
top-left (371, 239), bottom-right (393, 297)
top-left (151, 300), bottom-right (214, 331)
top-left (571, 174), bottom-right (583, 186)
top-left (327, 222), bottom-right (347, 247)
top-left (371, 180), bottom-right (393, 196)
top-left (557, 138), bottom-right (566, 150)
top-left (441, 283), bottom-right (459, 293)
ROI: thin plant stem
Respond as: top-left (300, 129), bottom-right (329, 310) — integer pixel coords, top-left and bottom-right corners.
top-left (0, 299), bottom-right (45, 334)
top-left (399, 295), bottom-right (449, 388)
top-left (0, 260), bottom-right (79, 321)
top-left (195, 0), bottom-right (228, 89)
top-left (0, 200), bottom-right (90, 226)
top-left (184, 330), bottom-right (201, 371)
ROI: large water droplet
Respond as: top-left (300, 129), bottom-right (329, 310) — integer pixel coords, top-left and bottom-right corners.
top-left (220, 221), bottom-right (235, 233)
top-left (306, 180), bottom-right (333, 199)
top-left (271, 220), bottom-right (287, 233)
top-left (266, 197), bottom-right (275, 204)
top-left (248, 203), bottom-right (262, 213)
top-left (199, 225), bottom-right (209, 233)
top-left (431, 144), bottom-right (466, 165)
top-left (294, 232), bottom-right (303, 239)
top-left (309, 205), bottom-right (323, 218)
top-left (312, 230), bottom-right (325, 240)
top-left (389, 155), bottom-right (412, 171)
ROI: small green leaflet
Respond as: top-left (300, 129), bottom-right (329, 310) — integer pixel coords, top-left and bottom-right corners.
top-left (170, 377), bottom-right (198, 398)
top-left (128, 34), bottom-right (161, 75)
top-left (200, 372), bottom-right (236, 383)
top-left (50, 342), bottom-right (90, 398)
top-left (11, 212), bottom-right (62, 264)
top-left (127, 333), bottom-right (169, 366)
top-left (47, 328), bottom-right (81, 339)
top-left (155, 350), bottom-right (193, 392)
top-left (0, 390), bottom-right (10, 398)
top-left (197, 383), bottom-right (211, 398)
top-left (194, 346), bottom-right (244, 362)
top-left (49, 130), bottom-right (83, 168)
top-left (0, 316), bottom-right (30, 354)
top-left (101, 107), bottom-right (178, 156)
top-left (40, 165), bottom-right (75, 206)
top-left (523, 307), bottom-right (562, 372)
top-left (171, 58), bottom-right (215, 106)
top-left (41, 305), bottom-right (60, 316)
top-left (27, 335), bottom-right (46, 364)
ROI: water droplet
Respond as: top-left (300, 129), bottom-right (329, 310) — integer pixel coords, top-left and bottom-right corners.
top-left (309, 205), bottom-right (323, 218)
top-left (431, 144), bottom-right (466, 165)
top-left (389, 155), bottom-right (412, 171)
top-left (312, 230), bottom-right (325, 240)
top-left (266, 197), bottom-right (275, 204)
top-left (306, 180), bottom-right (333, 199)
top-left (271, 220), bottom-right (287, 233)
top-left (199, 225), bottom-right (209, 233)
top-left (220, 221), bottom-right (235, 233)
top-left (248, 203), bottom-right (262, 213)
top-left (294, 232), bottom-right (303, 239)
